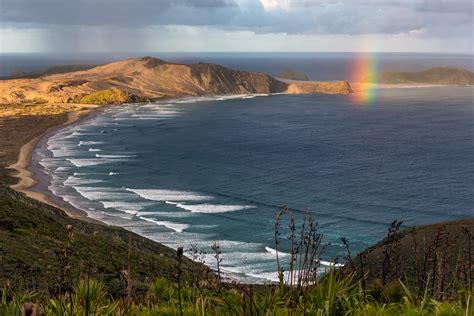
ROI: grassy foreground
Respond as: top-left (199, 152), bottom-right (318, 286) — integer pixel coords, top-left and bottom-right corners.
top-left (0, 185), bottom-right (208, 297)
top-left (1, 260), bottom-right (471, 315)
top-left (1, 192), bottom-right (472, 315)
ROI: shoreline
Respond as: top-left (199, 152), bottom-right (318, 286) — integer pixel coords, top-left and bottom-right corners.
top-left (7, 106), bottom-right (106, 223)
top-left (3, 93), bottom-right (281, 227)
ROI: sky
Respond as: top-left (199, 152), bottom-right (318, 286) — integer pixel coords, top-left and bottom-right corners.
top-left (0, 0), bottom-right (472, 53)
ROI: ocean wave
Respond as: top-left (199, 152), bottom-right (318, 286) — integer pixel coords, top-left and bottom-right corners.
top-left (64, 176), bottom-right (104, 186)
top-left (101, 211), bottom-right (134, 221)
top-left (50, 149), bottom-right (86, 157)
top-left (39, 158), bottom-right (71, 170)
top-left (73, 186), bottom-right (136, 201)
top-left (265, 246), bottom-right (289, 256)
top-left (67, 158), bottom-right (121, 167)
top-left (95, 154), bottom-right (137, 158)
top-left (88, 148), bottom-right (102, 152)
top-left (175, 203), bottom-right (256, 213)
top-left (100, 201), bottom-right (154, 215)
top-left (318, 260), bottom-right (344, 268)
top-left (70, 132), bottom-right (99, 136)
top-left (139, 217), bottom-right (189, 233)
top-left (55, 167), bottom-right (72, 172)
top-left (78, 141), bottom-right (106, 146)
top-left (66, 158), bottom-right (129, 168)
top-left (137, 211), bottom-right (190, 218)
top-left (126, 188), bottom-right (213, 202)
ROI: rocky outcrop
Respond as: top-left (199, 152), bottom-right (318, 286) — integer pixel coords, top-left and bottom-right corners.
top-left (284, 80), bottom-right (353, 94)
top-left (0, 56), bottom-right (352, 105)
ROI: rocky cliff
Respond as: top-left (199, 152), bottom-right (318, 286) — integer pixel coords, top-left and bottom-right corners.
top-left (0, 57), bottom-right (352, 105)
top-left (284, 80), bottom-right (353, 94)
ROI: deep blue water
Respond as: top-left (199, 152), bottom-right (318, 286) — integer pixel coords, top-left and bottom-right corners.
top-left (35, 87), bottom-right (474, 282)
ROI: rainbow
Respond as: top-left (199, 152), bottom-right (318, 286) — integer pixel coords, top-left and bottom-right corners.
top-left (351, 52), bottom-right (380, 104)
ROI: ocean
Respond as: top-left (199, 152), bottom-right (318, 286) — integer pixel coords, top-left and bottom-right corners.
top-left (12, 52), bottom-right (472, 282)
top-left (1, 52), bottom-right (473, 80)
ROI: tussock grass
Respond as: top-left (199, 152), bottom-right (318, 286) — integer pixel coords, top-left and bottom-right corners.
top-left (1, 197), bottom-right (472, 315)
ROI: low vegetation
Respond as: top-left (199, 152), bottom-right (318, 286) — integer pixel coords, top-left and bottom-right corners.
top-left (363, 67), bottom-right (474, 85)
top-left (0, 185), bottom-right (206, 297)
top-left (79, 89), bottom-right (142, 105)
top-left (0, 193), bottom-right (472, 314)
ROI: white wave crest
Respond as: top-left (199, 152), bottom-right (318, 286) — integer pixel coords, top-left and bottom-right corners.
top-left (73, 186), bottom-right (135, 201)
top-left (318, 260), bottom-right (344, 268)
top-left (64, 176), bottom-right (104, 186)
top-left (67, 158), bottom-right (118, 167)
top-left (95, 154), bottom-right (136, 158)
top-left (78, 141), bottom-right (105, 146)
top-left (139, 217), bottom-right (189, 233)
top-left (265, 246), bottom-right (289, 256)
top-left (175, 203), bottom-right (255, 214)
top-left (126, 188), bottom-right (213, 202)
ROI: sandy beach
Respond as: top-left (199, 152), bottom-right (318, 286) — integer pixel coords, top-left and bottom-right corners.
top-left (4, 104), bottom-right (104, 221)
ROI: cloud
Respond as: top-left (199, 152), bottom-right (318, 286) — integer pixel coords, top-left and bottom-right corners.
top-left (0, 0), bottom-right (472, 39)
top-left (0, 0), bottom-right (238, 27)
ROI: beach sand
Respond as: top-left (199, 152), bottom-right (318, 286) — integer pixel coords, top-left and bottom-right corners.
top-left (2, 104), bottom-right (103, 221)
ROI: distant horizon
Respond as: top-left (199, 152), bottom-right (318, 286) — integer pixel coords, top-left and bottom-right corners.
top-left (1, 51), bottom-right (473, 55)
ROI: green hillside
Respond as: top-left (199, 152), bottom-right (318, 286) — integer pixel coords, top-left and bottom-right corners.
top-left (0, 184), bottom-right (207, 296)
top-left (364, 67), bottom-right (474, 85)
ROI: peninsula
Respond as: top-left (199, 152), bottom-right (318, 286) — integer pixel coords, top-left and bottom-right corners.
top-left (0, 56), bottom-right (352, 106)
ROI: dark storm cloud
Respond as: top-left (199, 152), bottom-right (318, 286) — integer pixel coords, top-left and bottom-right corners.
top-left (0, 0), bottom-right (238, 27)
top-left (0, 0), bottom-right (472, 37)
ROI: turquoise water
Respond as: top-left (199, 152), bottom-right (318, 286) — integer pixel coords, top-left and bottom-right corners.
top-left (35, 87), bottom-right (474, 282)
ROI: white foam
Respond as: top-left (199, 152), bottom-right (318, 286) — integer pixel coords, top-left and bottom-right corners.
top-left (100, 201), bottom-right (154, 215)
top-left (55, 167), bottom-right (72, 172)
top-left (175, 203), bottom-right (256, 214)
top-left (246, 271), bottom-right (280, 283)
top-left (71, 132), bottom-right (98, 136)
top-left (95, 154), bottom-right (136, 158)
top-left (73, 186), bottom-right (135, 201)
top-left (101, 212), bottom-right (134, 221)
top-left (265, 246), bottom-right (289, 257)
top-left (139, 217), bottom-right (189, 233)
top-left (127, 188), bottom-right (213, 202)
top-left (165, 201), bottom-right (179, 205)
top-left (319, 260), bottom-right (345, 268)
top-left (215, 94), bottom-right (248, 101)
top-left (64, 176), bottom-right (104, 186)
top-left (78, 141), bottom-right (105, 146)
top-left (67, 158), bottom-right (119, 167)
top-left (137, 211), bottom-right (190, 218)
top-left (88, 148), bottom-right (102, 152)
top-left (50, 149), bottom-right (85, 157)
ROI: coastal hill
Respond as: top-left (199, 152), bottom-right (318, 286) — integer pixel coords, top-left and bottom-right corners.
top-left (363, 67), bottom-right (474, 85)
top-left (0, 57), bottom-right (352, 105)
top-left (276, 69), bottom-right (310, 81)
